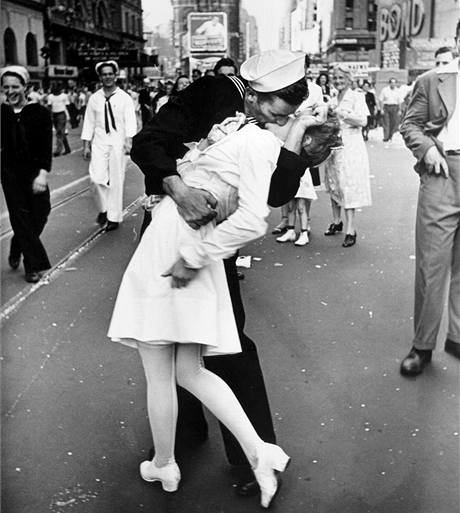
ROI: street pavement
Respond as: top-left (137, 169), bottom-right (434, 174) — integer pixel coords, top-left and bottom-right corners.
top-left (1, 129), bottom-right (459, 513)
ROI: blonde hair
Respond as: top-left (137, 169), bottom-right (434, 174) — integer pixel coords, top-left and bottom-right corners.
top-left (331, 64), bottom-right (353, 81)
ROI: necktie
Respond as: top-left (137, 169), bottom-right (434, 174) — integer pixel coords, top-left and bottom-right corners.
top-left (104, 93), bottom-right (116, 133)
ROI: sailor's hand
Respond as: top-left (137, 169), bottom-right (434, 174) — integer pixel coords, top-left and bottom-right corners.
top-left (163, 176), bottom-right (217, 230)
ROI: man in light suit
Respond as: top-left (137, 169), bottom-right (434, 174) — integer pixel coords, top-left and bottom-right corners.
top-left (399, 20), bottom-right (460, 376)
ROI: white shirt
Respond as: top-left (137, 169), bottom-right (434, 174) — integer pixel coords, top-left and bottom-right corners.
top-left (334, 88), bottom-right (369, 129)
top-left (436, 58), bottom-right (460, 152)
top-left (178, 124), bottom-right (282, 268)
top-left (81, 87), bottom-right (137, 145)
top-left (47, 93), bottom-right (69, 113)
top-left (379, 86), bottom-right (402, 106)
top-left (28, 90), bottom-right (42, 103)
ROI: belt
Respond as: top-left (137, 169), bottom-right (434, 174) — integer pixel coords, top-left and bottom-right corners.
top-left (446, 150), bottom-right (460, 155)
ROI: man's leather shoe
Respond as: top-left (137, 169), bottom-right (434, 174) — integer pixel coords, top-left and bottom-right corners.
top-left (25, 271), bottom-right (42, 283)
top-left (445, 339), bottom-right (460, 359)
top-left (97, 212), bottom-right (107, 227)
top-left (342, 232), bottom-right (357, 248)
top-left (8, 254), bottom-right (20, 270)
top-left (235, 477), bottom-right (260, 497)
top-left (324, 221), bottom-right (343, 235)
top-left (106, 221), bottom-right (119, 231)
top-left (235, 475), bottom-right (283, 499)
top-left (400, 346), bottom-right (432, 376)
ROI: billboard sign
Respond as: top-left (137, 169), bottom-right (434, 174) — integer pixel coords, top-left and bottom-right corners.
top-left (188, 12), bottom-right (227, 53)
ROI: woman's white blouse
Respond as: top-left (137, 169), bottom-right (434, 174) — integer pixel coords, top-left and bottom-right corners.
top-left (334, 88), bottom-right (369, 129)
top-left (178, 123), bottom-right (282, 269)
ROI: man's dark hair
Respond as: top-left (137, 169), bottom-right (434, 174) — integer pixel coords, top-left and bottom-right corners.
top-left (302, 113), bottom-right (342, 167)
top-left (213, 57), bottom-right (237, 74)
top-left (254, 78), bottom-right (309, 107)
top-left (435, 46), bottom-right (453, 57)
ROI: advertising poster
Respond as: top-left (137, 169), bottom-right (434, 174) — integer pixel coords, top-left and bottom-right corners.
top-left (188, 12), bottom-right (227, 53)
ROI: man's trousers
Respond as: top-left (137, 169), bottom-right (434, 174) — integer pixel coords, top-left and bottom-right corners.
top-left (2, 175), bottom-right (51, 273)
top-left (383, 104), bottom-right (400, 141)
top-left (413, 153), bottom-right (460, 349)
top-left (90, 144), bottom-right (127, 223)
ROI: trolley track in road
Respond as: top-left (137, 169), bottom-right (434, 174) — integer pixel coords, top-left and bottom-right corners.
top-left (0, 179), bottom-right (91, 241)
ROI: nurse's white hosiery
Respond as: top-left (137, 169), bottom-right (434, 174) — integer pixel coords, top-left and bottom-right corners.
top-left (175, 343), bottom-right (263, 464)
top-left (137, 343), bottom-right (178, 467)
top-left (137, 342), bottom-right (263, 467)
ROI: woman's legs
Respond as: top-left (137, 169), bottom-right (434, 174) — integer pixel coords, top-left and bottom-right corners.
top-left (331, 198), bottom-right (341, 224)
top-left (276, 200), bottom-right (297, 243)
top-left (137, 343), bottom-right (178, 467)
top-left (176, 343), bottom-right (289, 507)
top-left (296, 199), bottom-right (310, 232)
top-left (344, 208), bottom-right (356, 235)
top-left (295, 199), bottom-right (310, 246)
top-left (175, 344), bottom-right (262, 464)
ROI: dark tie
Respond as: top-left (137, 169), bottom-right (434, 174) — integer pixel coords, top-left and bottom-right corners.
top-left (104, 93), bottom-right (116, 133)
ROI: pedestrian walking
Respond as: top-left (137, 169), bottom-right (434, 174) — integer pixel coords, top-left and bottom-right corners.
top-left (362, 81), bottom-right (377, 141)
top-left (81, 60), bottom-right (137, 231)
top-left (323, 64), bottom-right (372, 247)
top-left (1, 66), bottom-right (52, 283)
top-left (131, 49), bottom-right (326, 498)
top-left (379, 78), bottom-right (402, 142)
top-left (67, 88), bottom-right (80, 128)
top-left (47, 84), bottom-right (71, 156)
top-left (316, 71), bottom-right (332, 103)
top-left (399, 20), bottom-right (460, 376)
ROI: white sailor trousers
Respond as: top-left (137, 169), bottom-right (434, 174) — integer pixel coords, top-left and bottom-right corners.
top-left (89, 141), bottom-right (127, 223)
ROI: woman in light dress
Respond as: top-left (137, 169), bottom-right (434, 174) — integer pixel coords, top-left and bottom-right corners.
top-left (323, 64), bottom-right (372, 247)
top-left (108, 112), bottom-right (339, 507)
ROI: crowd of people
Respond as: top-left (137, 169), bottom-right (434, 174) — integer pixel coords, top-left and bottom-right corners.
top-left (1, 22), bottom-right (459, 508)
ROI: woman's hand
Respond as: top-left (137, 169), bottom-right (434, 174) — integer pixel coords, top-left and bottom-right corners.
top-left (32, 169), bottom-right (48, 194)
top-left (162, 258), bottom-right (199, 288)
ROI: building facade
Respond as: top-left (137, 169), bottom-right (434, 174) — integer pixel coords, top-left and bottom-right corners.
top-left (376, 0), bottom-right (459, 77)
top-left (1, 0), bottom-right (46, 82)
top-left (324, 0), bottom-right (378, 73)
top-left (2, 0), bottom-right (144, 85)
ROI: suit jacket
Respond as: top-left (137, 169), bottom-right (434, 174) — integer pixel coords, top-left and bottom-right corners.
top-left (400, 60), bottom-right (457, 174)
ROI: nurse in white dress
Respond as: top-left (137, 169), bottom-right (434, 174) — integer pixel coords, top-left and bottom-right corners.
top-left (81, 61), bottom-right (137, 230)
top-left (108, 115), bottom-right (305, 507)
top-left (323, 64), bottom-right (372, 247)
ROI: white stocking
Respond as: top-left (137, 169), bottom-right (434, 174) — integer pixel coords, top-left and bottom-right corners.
top-left (137, 343), bottom-right (177, 467)
top-left (175, 343), bottom-right (263, 466)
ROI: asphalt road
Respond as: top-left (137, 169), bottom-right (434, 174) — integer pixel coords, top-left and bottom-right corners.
top-left (1, 129), bottom-right (459, 513)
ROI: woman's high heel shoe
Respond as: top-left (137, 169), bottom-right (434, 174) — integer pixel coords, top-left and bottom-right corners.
top-left (324, 221), bottom-right (343, 235)
top-left (252, 443), bottom-right (291, 509)
top-left (139, 459), bottom-right (181, 492)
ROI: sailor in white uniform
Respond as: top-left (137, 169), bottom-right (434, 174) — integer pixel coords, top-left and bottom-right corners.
top-left (81, 60), bottom-right (137, 230)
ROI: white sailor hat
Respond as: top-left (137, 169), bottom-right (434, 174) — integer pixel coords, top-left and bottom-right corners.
top-left (240, 50), bottom-right (306, 92)
top-left (0, 65), bottom-right (29, 85)
top-left (95, 60), bottom-right (119, 75)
